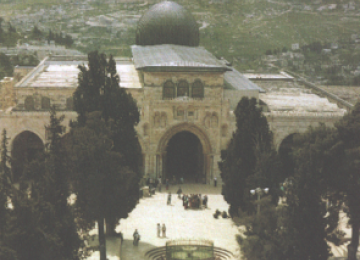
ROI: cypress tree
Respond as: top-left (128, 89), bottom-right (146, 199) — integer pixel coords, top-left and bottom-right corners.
top-left (335, 102), bottom-right (360, 260)
top-left (68, 111), bottom-right (138, 260)
top-left (219, 97), bottom-right (274, 216)
top-left (73, 51), bottom-right (141, 235)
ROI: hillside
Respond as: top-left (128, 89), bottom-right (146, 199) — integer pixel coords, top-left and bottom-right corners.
top-left (0, 0), bottom-right (360, 71)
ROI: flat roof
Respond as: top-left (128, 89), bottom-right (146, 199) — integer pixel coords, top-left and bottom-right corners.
top-left (16, 58), bottom-right (142, 89)
top-left (243, 72), bottom-right (294, 81)
top-left (224, 69), bottom-right (265, 93)
top-left (131, 44), bottom-right (231, 72)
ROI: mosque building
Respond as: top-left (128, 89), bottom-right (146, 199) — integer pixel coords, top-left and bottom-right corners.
top-left (0, 1), bottom-right (348, 184)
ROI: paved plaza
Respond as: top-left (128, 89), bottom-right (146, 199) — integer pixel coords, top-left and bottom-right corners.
top-left (87, 184), bottom-right (241, 260)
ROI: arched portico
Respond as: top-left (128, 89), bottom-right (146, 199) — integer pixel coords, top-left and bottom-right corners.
top-left (156, 123), bottom-right (213, 184)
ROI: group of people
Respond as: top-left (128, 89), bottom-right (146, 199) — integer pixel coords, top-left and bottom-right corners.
top-left (157, 223), bottom-right (167, 238)
top-left (182, 193), bottom-right (208, 209)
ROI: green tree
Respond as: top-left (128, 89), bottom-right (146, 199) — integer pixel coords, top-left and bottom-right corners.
top-left (335, 102), bottom-right (360, 260)
top-left (288, 124), bottom-right (343, 260)
top-left (0, 129), bottom-right (17, 260)
top-left (68, 111), bottom-right (138, 260)
top-left (238, 197), bottom-right (293, 260)
top-left (73, 51), bottom-right (141, 233)
top-left (240, 124), bottom-right (338, 260)
top-left (9, 107), bottom-right (82, 260)
top-left (0, 53), bottom-right (13, 80)
top-left (0, 129), bottom-right (11, 193)
top-left (31, 25), bottom-right (42, 40)
top-left (219, 97), bottom-right (274, 216)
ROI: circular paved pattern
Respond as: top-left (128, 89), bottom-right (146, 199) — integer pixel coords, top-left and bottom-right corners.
top-left (117, 184), bottom-right (240, 260)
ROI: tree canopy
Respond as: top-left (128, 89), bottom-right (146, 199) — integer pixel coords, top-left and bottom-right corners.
top-left (71, 51), bottom-right (142, 260)
top-left (219, 97), bottom-right (277, 216)
top-left (0, 109), bottom-right (82, 260)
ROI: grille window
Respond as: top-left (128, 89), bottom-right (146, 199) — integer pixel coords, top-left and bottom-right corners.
top-left (177, 81), bottom-right (189, 97)
top-left (192, 80), bottom-right (204, 98)
top-left (163, 81), bottom-right (175, 99)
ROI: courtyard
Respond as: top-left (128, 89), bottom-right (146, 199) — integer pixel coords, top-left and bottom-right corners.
top-left (87, 184), bottom-right (241, 260)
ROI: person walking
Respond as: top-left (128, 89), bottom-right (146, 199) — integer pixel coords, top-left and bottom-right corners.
top-left (162, 223), bottom-right (166, 238)
top-left (203, 195), bottom-right (208, 208)
top-left (133, 229), bottom-right (140, 246)
top-left (157, 223), bottom-right (161, 237)
top-left (177, 187), bottom-right (182, 199)
top-left (214, 177), bottom-right (217, 187)
top-left (167, 192), bottom-right (172, 205)
top-left (158, 177), bottom-right (162, 192)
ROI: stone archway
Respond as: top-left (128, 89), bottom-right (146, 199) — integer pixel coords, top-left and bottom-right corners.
top-left (156, 123), bottom-right (213, 184)
top-left (11, 130), bottom-right (45, 181)
top-left (278, 133), bottom-right (300, 180)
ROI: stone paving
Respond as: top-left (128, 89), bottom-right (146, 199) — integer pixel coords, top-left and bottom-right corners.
top-left (87, 183), bottom-right (241, 260)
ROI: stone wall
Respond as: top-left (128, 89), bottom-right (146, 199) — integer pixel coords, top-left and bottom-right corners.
top-left (0, 111), bottom-right (77, 150)
top-left (0, 77), bottom-right (16, 110)
top-left (15, 87), bottom-right (76, 111)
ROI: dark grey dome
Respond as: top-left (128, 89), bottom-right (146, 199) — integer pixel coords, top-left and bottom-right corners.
top-left (136, 1), bottom-right (199, 46)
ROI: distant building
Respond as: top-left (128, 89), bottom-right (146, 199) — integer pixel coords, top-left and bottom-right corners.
top-left (0, 1), bottom-right (349, 184)
top-left (291, 43), bottom-right (299, 50)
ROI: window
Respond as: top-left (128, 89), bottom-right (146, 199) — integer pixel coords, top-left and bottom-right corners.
top-left (24, 96), bottom-right (35, 110)
top-left (192, 80), bottom-right (204, 98)
top-left (177, 107), bottom-right (184, 117)
top-left (211, 113), bottom-right (218, 128)
top-left (154, 112), bottom-right (160, 128)
top-left (177, 81), bottom-right (189, 97)
top-left (188, 106), bottom-right (195, 117)
top-left (160, 113), bottom-right (167, 128)
top-left (41, 96), bottom-right (50, 110)
top-left (163, 81), bottom-right (175, 99)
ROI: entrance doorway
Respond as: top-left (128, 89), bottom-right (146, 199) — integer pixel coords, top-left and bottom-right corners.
top-left (165, 131), bottom-right (204, 183)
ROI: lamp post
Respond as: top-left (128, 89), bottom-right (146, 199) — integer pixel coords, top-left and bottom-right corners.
top-left (250, 187), bottom-right (269, 215)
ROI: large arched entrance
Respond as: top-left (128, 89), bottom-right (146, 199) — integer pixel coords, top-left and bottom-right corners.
top-left (157, 123), bottom-right (213, 184)
top-left (11, 131), bottom-right (44, 181)
top-left (166, 131), bottom-right (203, 183)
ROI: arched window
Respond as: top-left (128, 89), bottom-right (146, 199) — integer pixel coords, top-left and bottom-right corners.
top-left (177, 80), bottom-right (189, 97)
top-left (204, 112), bottom-right (211, 128)
top-left (163, 81), bottom-right (175, 99)
top-left (211, 113), bottom-right (218, 128)
top-left (192, 80), bottom-right (204, 98)
top-left (41, 96), bottom-right (50, 110)
top-left (154, 112), bottom-right (160, 128)
top-left (66, 97), bottom-right (73, 110)
top-left (143, 123), bottom-right (149, 136)
top-left (24, 96), bottom-right (35, 110)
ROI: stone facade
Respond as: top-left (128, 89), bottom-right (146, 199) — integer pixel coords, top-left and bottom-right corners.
top-left (0, 56), bottom-right (349, 185)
